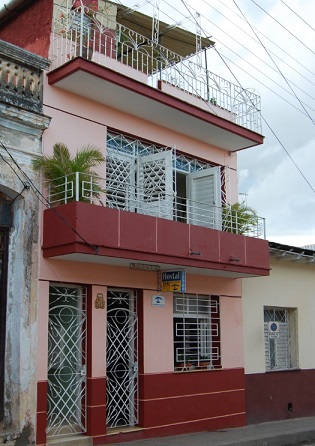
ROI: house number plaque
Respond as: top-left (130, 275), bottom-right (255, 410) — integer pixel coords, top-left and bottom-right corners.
top-left (95, 293), bottom-right (105, 309)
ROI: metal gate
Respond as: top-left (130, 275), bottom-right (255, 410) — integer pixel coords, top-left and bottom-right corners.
top-left (106, 290), bottom-right (138, 427)
top-left (47, 285), bottom-right (87, 437)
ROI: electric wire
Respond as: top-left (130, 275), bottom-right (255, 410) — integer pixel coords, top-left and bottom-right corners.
top-left (205, 0), bottom-right (315, 81)
top-left (150, 0), bottom-right (315, 117)
top-left (179, 0), bottom-right (315, 195)
top-left (113, 0), bottom-right (220, 116)
top-left (125, 0), bottom-right (315, 116)
top-left (200, 0), bottom-right (315, 87)
top-left (280, 0), bottom-right (315, 33)
top-left (233, 0), bottom-right (315, 125)
top-left (214, 47), bottom-right (315, 195)
top-left (249, 0), bottom-right (315, 56)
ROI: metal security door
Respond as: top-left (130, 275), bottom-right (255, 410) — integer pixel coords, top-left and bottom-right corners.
top-left (106, 290), bottom-right (138, 428)
top-left (47, 285), bottom-right (87, 437)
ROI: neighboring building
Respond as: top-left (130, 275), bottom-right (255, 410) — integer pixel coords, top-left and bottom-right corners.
top-left (0, 40), bottom-right (50, 442)
top-left (0, 1), bottom-right (269, 445)
top-left (243, 242), bottom-right (315, 424)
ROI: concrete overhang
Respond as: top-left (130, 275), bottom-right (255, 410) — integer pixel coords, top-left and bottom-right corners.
top-left (47, 58), bottom-right (264, 152)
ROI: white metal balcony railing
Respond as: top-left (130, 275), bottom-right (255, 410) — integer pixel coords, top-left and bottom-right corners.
top-left (50, 4), bottom-right (262, 133)
top-left (47, 173), bottom-right (266, 239)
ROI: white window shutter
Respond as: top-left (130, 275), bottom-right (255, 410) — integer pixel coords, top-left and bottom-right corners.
top-left (106, 148), bottom-right (136, 211)
top-left (137, 150), bottom-right (173, 219)
top-left (186, 166), bottom-right (221, 229)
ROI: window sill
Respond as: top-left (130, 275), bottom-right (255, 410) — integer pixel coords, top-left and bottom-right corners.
top-left (174, 366), bottom-right (222, 373)
top-left (266, 367), bottom-right (301, 373)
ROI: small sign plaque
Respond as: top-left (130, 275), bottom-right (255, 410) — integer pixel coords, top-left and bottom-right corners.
top-left (152, 295), bottom-right (166, 307)
top-left (95, 293), bottom-right (105, 309)
top-left (161, 270), bottom-right (186, 292)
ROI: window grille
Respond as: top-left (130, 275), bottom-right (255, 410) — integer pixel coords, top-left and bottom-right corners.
top-left (264, 307), bottom-right (298, 371)
top-left (106, 131), bottom-right (228, 226)
top-left (173, 294), bottom-right (221, 371)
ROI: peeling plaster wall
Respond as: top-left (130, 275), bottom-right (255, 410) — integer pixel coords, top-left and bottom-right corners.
top-left (0, 103), bottom-right (50, 443)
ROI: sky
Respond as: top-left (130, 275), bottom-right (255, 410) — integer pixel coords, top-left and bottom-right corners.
top-left (1, 0), bottom-right (315, 247)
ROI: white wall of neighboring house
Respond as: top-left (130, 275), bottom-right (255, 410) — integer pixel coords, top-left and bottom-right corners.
top-left (242, 249), bottom-right (315, 423)
top-left (243, 258), bottom-right (315, 374)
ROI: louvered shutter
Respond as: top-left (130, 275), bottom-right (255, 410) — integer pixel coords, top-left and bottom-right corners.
top-left (186, 166), bottom-right (221, 229)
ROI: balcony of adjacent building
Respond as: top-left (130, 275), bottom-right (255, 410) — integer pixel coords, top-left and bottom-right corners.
top-left (42, 136), bottom-right (270, 278)
top-left (47, 0), bottom-right (264, 152)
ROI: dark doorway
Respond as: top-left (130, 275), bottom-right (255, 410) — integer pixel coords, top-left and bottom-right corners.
top-left (0, 228), bottom-right (9, 422)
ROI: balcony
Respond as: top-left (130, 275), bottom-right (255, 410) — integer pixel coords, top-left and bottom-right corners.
top-left (42, 173), bottom-right (270, 278)
top-left (48, 3), bottom-right (264, 151)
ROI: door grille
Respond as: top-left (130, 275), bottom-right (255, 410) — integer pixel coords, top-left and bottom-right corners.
top-left (106, 290), bottom-right (138, 427)
top-left (47, 285), bottom-right (87, 437)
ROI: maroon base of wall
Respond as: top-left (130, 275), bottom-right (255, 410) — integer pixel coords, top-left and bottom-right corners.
top-left (36, 381), bottom-right (47, 445)
top-left (93, 368), bottom-right (246, 445)
top-left (93, 413), bottom-right (246, 445)
top-left (36, 369), bottom-right (246, 445)
top-left (246, 369), bottom-right (315, 424)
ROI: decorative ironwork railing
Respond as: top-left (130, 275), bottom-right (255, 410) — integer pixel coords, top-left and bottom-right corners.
top-left (46, 172), bottom-right (266, 239)
top-left (50, 4), bottom-right (262, 133)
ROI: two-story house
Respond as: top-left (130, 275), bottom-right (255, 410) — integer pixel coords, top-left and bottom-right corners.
top-left (0, 1), bottom-right (269, 445)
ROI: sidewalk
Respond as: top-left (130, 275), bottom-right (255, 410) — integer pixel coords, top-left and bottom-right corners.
top-left (107, 416), bottom-right (315, 446)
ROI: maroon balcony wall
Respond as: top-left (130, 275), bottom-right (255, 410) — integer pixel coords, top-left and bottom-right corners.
top-left (42, 202), bottom-right (270, 276)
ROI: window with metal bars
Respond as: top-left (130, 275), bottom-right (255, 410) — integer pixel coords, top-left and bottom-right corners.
top-left (173, 294), bottom-right (221, 371)
top-left (264, 307), bottom-right (298, 371)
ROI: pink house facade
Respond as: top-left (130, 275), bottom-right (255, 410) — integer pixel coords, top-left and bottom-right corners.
top-left (0, 1), bottom-right (269, 445)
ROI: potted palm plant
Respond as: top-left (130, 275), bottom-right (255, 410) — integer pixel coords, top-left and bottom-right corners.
top-left (32, 142), bottom-right (105, 205)
top-left (222, 201), bottom-right (258, 235)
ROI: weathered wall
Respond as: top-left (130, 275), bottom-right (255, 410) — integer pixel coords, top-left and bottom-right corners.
top-left (0, 0), bottom-right (53, 58)
top-left (0, 104), bottom-right (50, 444)
top-left (0, 40), bottom-right (50, 444)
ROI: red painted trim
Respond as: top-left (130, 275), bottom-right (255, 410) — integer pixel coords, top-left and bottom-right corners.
top-left (246, 369), bottom-right (315, 424)
top-left (43, 242), bottom-right (269, 276)
top-left (92, 413), bottom-right (246, 445)
top-left (86, 405), bottom-right (107, 437)
top-left (42, 202), bottom-right (270, 277)
top-left (36, 381), bottom-right (48, 445)
top-left (87, 377), bottom-right (106, 407)
top-left (47, 58), bottom-right (264, 146)
top-left (86, 286), bottom-right (93, 378)
top-left (137, 368), bottom-right (245, 428)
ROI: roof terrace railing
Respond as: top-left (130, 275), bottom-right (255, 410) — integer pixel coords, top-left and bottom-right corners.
top-left (46, 172), bottom-right (266, 239)
top-left (50, 5), bottom-right (262, 133)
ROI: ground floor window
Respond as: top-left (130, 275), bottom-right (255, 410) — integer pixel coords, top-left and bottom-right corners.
top-left (264, 306), bottom-right (298, 371)
top-left (173, 294), bottom-right (221, 371)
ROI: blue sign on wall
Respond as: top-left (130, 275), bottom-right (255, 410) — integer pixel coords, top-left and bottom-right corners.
top-left (161, 270), bottom-right (186, 292)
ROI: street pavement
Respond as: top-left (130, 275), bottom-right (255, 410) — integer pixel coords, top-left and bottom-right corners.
top-left (105, 416), bottom-right (315, 446)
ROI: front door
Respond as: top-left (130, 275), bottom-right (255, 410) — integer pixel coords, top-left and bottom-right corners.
top-left (106, 290), bottom-right (138, 428)
top-left (47, 285), bottom-right (87, 437)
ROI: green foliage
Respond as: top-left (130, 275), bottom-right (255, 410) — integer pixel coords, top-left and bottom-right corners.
top-left (222, 202), bottom-right (258, 235)
top-left (32, 142), bottom-right (105, 204)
